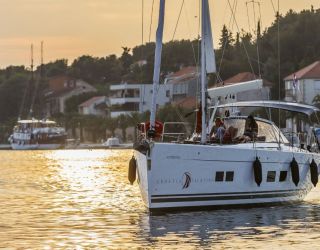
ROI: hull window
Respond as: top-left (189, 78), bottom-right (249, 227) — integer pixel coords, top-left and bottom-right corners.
top-left (215, 171), bottom-right (224, 182)
top-left (267, 171), bottom-right (276, 182)
top-left (225, 171), bottom-right (234, 182)
top-left (279, 171), bottom-right (287, 182)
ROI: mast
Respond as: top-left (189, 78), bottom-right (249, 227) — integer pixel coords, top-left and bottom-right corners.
top-left (29, 44), bottom-right (34, 118)
top-left (200, 0), bottom-right (216, 143)
top-left (31, 44), bottom-right (34, 81)
top-left (149, 0), bottom-right (165, 138)
top-left (200, 0), bottom-right (206, 143)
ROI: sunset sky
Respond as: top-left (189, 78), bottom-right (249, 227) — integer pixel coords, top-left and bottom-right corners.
top-left (0, 0), bottom-right (319, 68)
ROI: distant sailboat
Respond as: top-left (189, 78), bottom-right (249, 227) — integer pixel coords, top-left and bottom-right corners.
top-left (8, 43), bottom-right (66, 150)
top-left (131, 0), bottom-right (320, 213)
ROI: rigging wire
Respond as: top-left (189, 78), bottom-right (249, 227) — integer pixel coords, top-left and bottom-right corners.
top-left (148, 0), bottom-right (155, 43)
top-left (258, 2), bottom-right (262, 28)
top-left (183, 2), bottom-right (199, 68)
top-left (30, 42), bottom-right (44, 118)
top-left (18, 76), bottom-right (30, 120)
top-left (182, 0), bottom-right (201, 95)
top-left (139, 0), bottom-right (144, 107)
top-left (172, 0), bottom-right (185, 41)
top-left (245, 2), bottom-right (252, 33)
top-left (227, 0), bottom-right (255, 77)
top-left (29, 74), bottom-right (41, 118)
top-left (216, 0), bottom-right (237, 83)
top-left (141, 0), bottom-right (144, 46)
top-left (270, 0), bottom-right (276, 14)
top-left (19, 44), bottom-right (33, 120)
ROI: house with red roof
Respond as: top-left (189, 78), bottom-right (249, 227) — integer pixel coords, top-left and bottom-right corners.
top-left (78, 96), bottom-right (108, 116)
top-left (284, 61), bottom-right (320, 104)
top-left (44, 76), bottom-right (97, 116)
top-left (165, 66), bottom-right (199, 102)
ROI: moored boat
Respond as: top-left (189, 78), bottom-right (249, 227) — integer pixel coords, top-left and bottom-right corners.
top-left (8, 119), bottom-right (67, 150)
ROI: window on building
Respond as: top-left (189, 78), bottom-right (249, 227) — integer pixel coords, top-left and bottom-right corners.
top-left (225, 171), bottom-right (234, 182)
top-left (267, 171), bottom-right (276, 182)
top-left (314, 80), bottom-right (320, 90)
top-left (166, 90), bottom-right (170, 97)
top-left (215, 171), bottom-right (224, 182)
top-left (279, 171), bottom-right (287, 182)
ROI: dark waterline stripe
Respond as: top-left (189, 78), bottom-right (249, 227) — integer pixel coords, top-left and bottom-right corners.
top-left (151, 192), bottom-right (303, 203)
top-left (151, 189), bottom-right (304, 198)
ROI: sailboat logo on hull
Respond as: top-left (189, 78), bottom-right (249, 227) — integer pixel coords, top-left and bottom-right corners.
top-left (182, 172), bottom-right (191, 189)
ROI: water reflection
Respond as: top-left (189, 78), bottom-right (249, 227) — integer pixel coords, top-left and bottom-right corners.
top-left (0, 149), bottom-right (319, 249)
top-left (138, 190), bottom-right (320, 248)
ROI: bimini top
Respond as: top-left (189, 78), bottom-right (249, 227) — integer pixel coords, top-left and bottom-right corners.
top-left (210, 101), bottom-right (320, 116)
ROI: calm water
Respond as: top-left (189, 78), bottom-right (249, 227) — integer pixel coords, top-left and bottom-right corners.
top-left (0, 149), bottom-right (320, 249)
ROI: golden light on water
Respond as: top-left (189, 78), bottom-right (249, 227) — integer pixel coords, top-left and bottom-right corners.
top-left (47, 150), bottom-right (111, 207)
top-left (1, 150), bottom-right (320, 248)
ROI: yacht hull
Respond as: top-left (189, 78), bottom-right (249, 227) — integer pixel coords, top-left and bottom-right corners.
top-left (134, 142), bottom-right (319, 212)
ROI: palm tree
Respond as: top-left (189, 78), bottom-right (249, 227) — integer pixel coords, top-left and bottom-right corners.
top-left (118, 114), bottom-right (130, 142)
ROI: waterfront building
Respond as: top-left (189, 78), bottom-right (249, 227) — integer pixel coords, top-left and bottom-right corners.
top-left (284, 60), bottom-right (320, 104)
top-left (78, 96), bottom-right (108, 117)
top-left (109, 82), bottom-right (171, 118)
top-left (44, 76), bottom-right (97, 116)
top-left (284, 60), bottom-right (320, 132)
top-left (165, 66), bottom-right (199, 102)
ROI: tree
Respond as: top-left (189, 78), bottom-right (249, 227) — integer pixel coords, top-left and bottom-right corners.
top-left (219, 25), bottom-right (234, 49)
top-left (106, 117), bottom-right (118, 137)
top-left (117, 114), bottom-right (130, 142)
top-left (43, 59), bottom-right (68, 77)
top-left (120, 47), bottom-right (133, 76)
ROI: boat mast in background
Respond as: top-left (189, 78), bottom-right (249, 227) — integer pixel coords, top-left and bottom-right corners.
top-left (149, 0), bottom-right (165, 138)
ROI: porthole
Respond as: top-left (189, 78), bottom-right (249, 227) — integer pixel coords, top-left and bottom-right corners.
top-left (225, 171), bottom-right (234, 182)
top-left (215, 171), bottom-right (224, 182)
top-left (279, 171), bottom-right (287, 182)
top-left (267, 171), bottom-right (276, 182)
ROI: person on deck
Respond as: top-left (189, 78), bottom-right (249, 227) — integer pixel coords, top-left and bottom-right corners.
top-left (243, 115), bottom-right (258, 141)
top-left (210, 117), bottom-right (226, 142)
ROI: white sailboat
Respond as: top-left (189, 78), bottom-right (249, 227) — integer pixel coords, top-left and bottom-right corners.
top-left (130, 0), bottom-right (320, 213)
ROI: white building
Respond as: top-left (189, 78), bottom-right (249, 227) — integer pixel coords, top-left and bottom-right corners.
top-left (165, 66), bottom-right (199, 102)
top-left (109, 82), bottom-right (171, 118)
top-left (78, 96), bottom-right (108, 116)
top-left (284, 61), bottom-right (320, 104)
top-left (284, 60), bottom-right (320, 132)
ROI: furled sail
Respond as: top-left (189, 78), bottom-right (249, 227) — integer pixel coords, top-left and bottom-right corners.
top-left (203, 0), bottom-right (216, 74)
top-left (150, 0), bottom-right (165, 130)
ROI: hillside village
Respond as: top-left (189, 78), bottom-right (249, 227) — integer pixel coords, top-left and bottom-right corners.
top-left (3, 60), bottom-right (319, 143)
top-left (1, 7), bottom-right (320, 143)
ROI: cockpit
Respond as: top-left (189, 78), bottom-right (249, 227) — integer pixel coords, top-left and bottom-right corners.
top-left (209, 116), bottom-right (289, 144)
